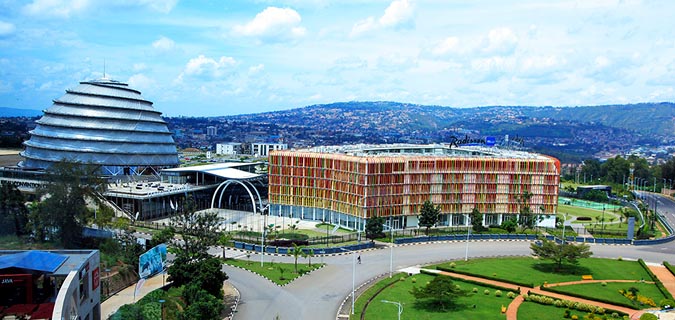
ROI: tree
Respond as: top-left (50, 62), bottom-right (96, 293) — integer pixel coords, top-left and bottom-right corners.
top-left (0, 182), bottom-right (29, 237)
top-left (469, 207), bottom-right (484, 232)
top-left (169, 198), bottom-right (222, 261)
top-left (168, 256), bottom-right (228, 296)
top-left (181, 283), bottom-right (224, 320)
top-left (419, 200), bottom-right (440, 235)
top-left (218, 232), bottom-right (233, 259)
top-left (410, 275), bottom-right (470, 310)
top-left (501, 217), bottom-right (517, 233)
top-left (30, 160), bottom-right (104, 248)
top-left (530, 239), bottom-right (593, 271)
top-left (304, 248), bottom-right (315, 267)
top-left (516, 191), bottom-right (543, 232)
top-left (365, 216), bottom-right (385, 241)
top-left (288, 243), bottom-right (304, 273)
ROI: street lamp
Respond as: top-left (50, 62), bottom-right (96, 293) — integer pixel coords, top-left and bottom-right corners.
top-left (561, 213), bottom-right (568, 243)
top-left (465, 214), bottom-right (471, 261)
top-left (381, 300), bottom-right (403, 320)
top-left (383, 220), bottom-right (394, 278)
top-left (158, 299), bottom-right (165, 319)
top-left (601, 205), bottom-right (605, 231)
top-left (340, 248), bottom-right (356, 315)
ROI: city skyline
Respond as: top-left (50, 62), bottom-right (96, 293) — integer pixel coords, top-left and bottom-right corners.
top-left (0, 0), bottom-right (674, 116)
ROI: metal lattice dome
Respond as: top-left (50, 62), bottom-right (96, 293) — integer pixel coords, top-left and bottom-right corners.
top-left (21, 78), bottom-right (179, 175)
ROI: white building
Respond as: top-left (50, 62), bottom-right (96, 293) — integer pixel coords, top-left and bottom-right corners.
top-left (252, 143), bottom-right (287, 157)
top-left (216, 143), bottom-right (242, 155)
top-left (206, 126), bottom-right (217, 136)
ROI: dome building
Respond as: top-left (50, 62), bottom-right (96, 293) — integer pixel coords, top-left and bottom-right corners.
top-left (21, 78), bottom-right (178, 176)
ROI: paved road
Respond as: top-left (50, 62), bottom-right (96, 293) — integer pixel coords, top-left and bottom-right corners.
top-left (637, 191), bottom-right (675, 230)
top-left (224, 239), bottom-right (675, 320)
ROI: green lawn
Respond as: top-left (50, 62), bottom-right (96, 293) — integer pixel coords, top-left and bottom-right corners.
top-left (223, 258), bottom-right (324, 285)
top-left (355, 273), bottom-right (516, 320)
top-left (431, 257), bottom-right (651, 287)
top-left (547, 282), bottom-right (666, 309)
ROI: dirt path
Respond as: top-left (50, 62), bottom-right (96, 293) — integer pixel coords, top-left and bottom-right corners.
top-left (433, 270), bottom-right (647, 320)
top-left (649, 265), bottom-right (675, 297)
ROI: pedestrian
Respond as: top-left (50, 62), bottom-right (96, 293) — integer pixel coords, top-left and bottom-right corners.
top-left (357, 255), bottom-right (361, 264)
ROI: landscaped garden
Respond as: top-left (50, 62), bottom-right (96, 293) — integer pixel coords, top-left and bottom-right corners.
top-left (223, 257), bottom-right (324, 285)
top-left (352, 252), bottom-right (672, 320)
top-left (430, 257), bottom-right (651, 287)
top-left (353, 273), bottom-right (519, 320)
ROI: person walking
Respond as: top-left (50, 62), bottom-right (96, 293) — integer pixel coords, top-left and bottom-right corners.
top-left (357, 255), bottom-right (361, 264)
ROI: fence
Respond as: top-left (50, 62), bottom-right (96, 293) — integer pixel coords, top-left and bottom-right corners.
top-left (232, 241), bottom-right (374, 255)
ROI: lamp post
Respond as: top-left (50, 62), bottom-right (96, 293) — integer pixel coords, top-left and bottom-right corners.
top-left (158, 299), bottom-right (165, 319)
top-left (340, 248), bottom-right (356, 315)
top-left (601, 205), bottom-right (605, 231)
top-left (561, 213), bottom-right (568, 244)
top-left (383, 220), bottom-right (394, 278)
top-left (381, 300), bottom-right (403, 320)
top-left (465, 214), bottom-right (471, 261)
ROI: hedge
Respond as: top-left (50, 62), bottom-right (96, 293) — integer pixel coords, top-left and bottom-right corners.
top-left (638, 259), bottom-right (674, 300)
top-left (663, 261), bottom-right (675, 277)
top-left (540, 284), bottom-right (638, 309)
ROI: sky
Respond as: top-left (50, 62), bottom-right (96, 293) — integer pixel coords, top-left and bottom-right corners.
top-left (0, 0), bottom-right (673, 117)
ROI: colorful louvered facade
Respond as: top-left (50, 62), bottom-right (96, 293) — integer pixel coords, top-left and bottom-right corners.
top-left (268, 144), bottom-right (560, 230)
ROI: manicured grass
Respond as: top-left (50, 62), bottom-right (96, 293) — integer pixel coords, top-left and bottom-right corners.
top-left (431, 257), bottom-right (651, 287)
top-left (356, 273), bottom-right (517, 320)
top-left (223, 258), bottom-right (324, 285)
top-left (548, 282), bottom-right (666, 309)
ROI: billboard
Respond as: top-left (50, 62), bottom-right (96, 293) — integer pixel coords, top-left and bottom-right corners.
top-left (138, 244), bottom-right (167, 279)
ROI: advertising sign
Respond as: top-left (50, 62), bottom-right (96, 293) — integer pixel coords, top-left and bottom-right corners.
top-left (138, 244), bottom-right (167, 279)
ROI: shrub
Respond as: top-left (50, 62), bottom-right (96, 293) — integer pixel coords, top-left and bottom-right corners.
top-left (411, 277), bottom-right (416, 283)
top-left (639, 313), bottom-right (657, 320)
top-left (449, 262), bottom-right (456, 268)
top-left (563, 309), bottom-right (571, 318)
top-left (611, 312), bottom-right (619, 318)
top-left (601, 281), bottom-right (607, 286)
top-left (507, 292), bottom-right (516, 299)
top-left (659, 299), bottom-right (675, 308)
top-left (399, 276), bottom-right (405, 281)
top-left (484, 289), bottom-right (490, 295)
top-left (554, 300), bottom-right (563, 308)
top-left (617, 256), bottom-right (623, 261)
top-left (495, 290), bottom-right (502, 297)
top-left (571, 315), bottom-right (578, 320)
top-left (472, 287), bottom-right (478, 293)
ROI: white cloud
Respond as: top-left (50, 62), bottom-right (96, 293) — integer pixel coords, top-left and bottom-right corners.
top-left (379, 0), bottom-right (414, 28)
top-left (128, 74), bottom-right (155, 91)
top-left (152, 36), bottom-right (175, 51)
top-left (0, 21), bottom-right (16, 36)
top-left (431, 37), bottom-right (460, 56)
top-left (134, 0), bottom-right (177, 14)
top-left (23, 0), bottom-right (90, 18)
top-left (181, 55), bottom-right (238, 79)
top-left (482, 27), bottom-right (518, 55)
top-left (133, 63), bottom-right (147, 72)
top-left (351, 0), bottom-right (415, 37)
top-left (232, 7), bottom-right (306, 41)
top-left (249, 64), bottom-right (265, 74)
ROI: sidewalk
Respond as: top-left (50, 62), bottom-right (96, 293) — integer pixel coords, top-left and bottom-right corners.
top-left (100, 272), bottom-right (168, 319)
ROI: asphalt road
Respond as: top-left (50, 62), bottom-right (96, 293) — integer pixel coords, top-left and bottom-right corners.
top-left (637, 191), bottom-right (675, 230)
top-left (224, 238), bottom-right (675, 320)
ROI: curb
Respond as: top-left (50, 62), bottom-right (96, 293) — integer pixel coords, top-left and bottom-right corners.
top-left (223, 262), bottom-right (326, 287)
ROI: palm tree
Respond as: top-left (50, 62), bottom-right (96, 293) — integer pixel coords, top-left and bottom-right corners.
top-left (289, 244), bottom-right (304, 273)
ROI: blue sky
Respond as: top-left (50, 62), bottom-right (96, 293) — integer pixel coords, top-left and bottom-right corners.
top-left (0, 0), bottom-right (673, 116)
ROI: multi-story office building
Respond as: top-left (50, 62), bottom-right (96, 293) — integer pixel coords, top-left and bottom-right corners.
top-left (216, 142), bottom-right (242, 155)
top-left (268, 144), bottom-right (560, 230)
top-left (252, 143), bottom-right (287, 157)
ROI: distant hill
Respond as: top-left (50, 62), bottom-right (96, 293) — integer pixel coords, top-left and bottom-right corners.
top-left (230, 101), bottom-right (675, 137)
top-left (0, 107), bottom-right (42, 117)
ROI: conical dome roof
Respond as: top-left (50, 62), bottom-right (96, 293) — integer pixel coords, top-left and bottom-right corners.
top-left (21, 79), bottom-right (179, 174)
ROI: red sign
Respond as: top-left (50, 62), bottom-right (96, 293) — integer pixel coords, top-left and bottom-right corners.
top-left (92, 267), bottom-right (99, 290)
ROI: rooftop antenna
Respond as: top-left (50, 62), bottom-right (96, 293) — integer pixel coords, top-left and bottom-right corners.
top-left (103, 59), bottom-right (107, 79)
